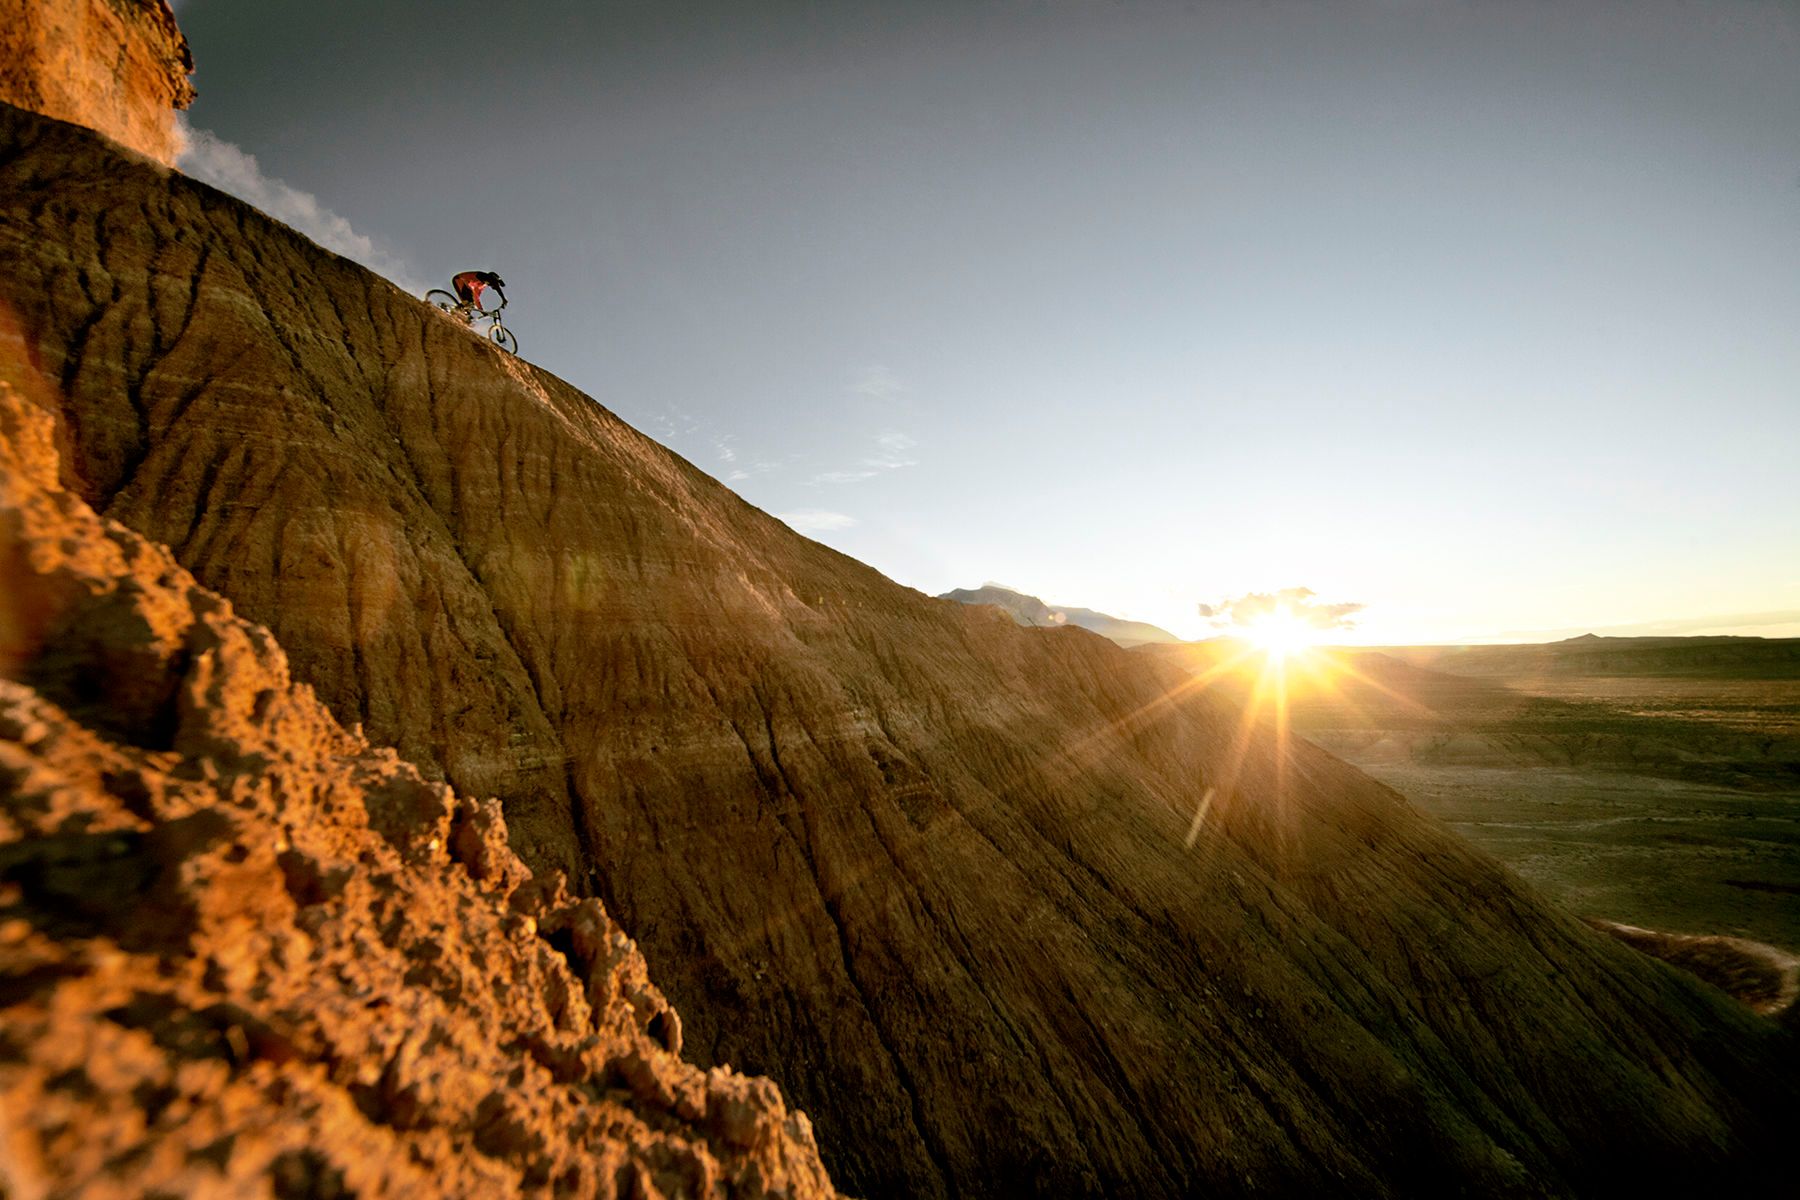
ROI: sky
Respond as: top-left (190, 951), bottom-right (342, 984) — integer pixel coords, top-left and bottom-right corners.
top-left (168, 0), bottom-right (1800, 643)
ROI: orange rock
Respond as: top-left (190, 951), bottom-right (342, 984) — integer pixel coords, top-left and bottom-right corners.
top-left (0, 1), bottom-right (192, 165)
top-left (0, 382), bottom-right (840, 1197)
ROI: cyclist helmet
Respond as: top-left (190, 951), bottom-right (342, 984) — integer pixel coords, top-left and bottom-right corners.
top-left (483, 272), bottom-right (506, 287)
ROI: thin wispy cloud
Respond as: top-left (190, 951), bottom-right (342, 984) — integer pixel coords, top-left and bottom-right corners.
top-left (850, 365), bottom-right (905, 400)
top-left (1199, 587), bottom-right (1365, 632)
top-left (715, 435), bottom-right (742, 479)
top-left (803, 367), bottom-right (921, 485)
top-left (175, 116), bottom-right (424, 294)
top-left (649, 404), bottom-right (703, 442)
top-left (867, 430), bottom-right (917, 469)
top-left (810, 467), bottom-right (879, 485)
top-left (636, 415), bottom-right (789, 487)
top-left (777, 508), bottom-right (858, 533)
top-left (807, 428), bottom-right (919, 485)
top-left (709, 434), bottom-right (785, 484)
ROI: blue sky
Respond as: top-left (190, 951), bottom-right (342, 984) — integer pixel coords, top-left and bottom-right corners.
top-left (170, 0), bottom-right (1800, 642)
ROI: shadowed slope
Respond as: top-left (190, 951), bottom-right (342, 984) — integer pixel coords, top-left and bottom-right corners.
top-left (3, 104), bottom-right (1797, 1197)
top-left (0, 382), bottom-right (838, 1198)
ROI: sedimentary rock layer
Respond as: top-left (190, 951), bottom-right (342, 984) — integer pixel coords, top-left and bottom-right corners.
top-left (3, 104), bottom-right (1797, 1196)
top-left (0, 381), bottom-right (838, 1198)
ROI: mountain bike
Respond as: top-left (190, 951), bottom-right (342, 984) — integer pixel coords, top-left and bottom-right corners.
top-left (424, 289), bottom-right (519, 355)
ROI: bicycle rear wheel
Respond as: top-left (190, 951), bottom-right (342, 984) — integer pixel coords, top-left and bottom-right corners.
top-left (490, 325), bottom-right (518, 355)
top-left (425, 289), bottom-right (460, 312)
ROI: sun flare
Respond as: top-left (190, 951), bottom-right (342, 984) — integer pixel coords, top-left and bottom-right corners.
top-left (1243, 610), bottom-right (1320, 661)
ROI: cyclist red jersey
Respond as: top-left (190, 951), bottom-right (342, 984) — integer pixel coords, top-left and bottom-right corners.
top-left (451, 270), bottom-right (507, 311)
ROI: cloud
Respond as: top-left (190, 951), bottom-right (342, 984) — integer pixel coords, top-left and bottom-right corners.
top-left (1199, 586), bottom-right (1365, 631)
top-left (866, 429), bottom-right (917, 469)
top-left (648, 404), bottom-right (702, 441)
top-left (850, 365), bottom-right (905, 400)
top-left (174, 116), bottom-right (425, 294)
top-left (807, 428), bottom-right (919, 485)
top-left (776, 509), bottom-right (858, 533)
top-left (805, 367), bottom-right (919, 484)
top-left (709, 435), bottom-right (786, 485)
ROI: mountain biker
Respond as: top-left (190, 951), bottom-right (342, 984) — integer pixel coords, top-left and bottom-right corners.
top-left (450, 270), bottom-right (507, 314)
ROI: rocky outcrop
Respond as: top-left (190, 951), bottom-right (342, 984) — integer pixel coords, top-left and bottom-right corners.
top-left (0, 382), bottom-right (838, 1198)
top-left (4, 102), bottom-right (1799, 1197)
top-left (0, 1), bottom-right (193, 165)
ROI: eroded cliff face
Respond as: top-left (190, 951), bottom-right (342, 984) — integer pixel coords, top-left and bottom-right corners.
top-left (0, 0), bottom-right (193, 165)
top-left (0, 381), bottom-right (838, 1198)
top-left (3, 103), bottom-right (1797, 1197)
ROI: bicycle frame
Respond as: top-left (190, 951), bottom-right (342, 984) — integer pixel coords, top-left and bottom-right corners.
top-left (425, 289), bottom-right (518, 354)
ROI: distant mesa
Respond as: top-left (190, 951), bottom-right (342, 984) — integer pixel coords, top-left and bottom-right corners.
top-left (1378, 634), bottom-right (1800, 679)
top-left (939, 583), bottom-right (1183, 647)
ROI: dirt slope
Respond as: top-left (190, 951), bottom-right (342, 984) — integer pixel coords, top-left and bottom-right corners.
top-left (3, 104), bottom-right (1797, 1197)
top-left (0, 382), bottom-right (838, 1197)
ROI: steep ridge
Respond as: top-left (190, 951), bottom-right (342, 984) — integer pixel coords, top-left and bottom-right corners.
top-left (3, 104), bottom-right (1797, 1196)
top-left (0, 383), bottom-right (837, 1197)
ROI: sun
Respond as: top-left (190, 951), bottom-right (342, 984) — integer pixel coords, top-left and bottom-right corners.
top-left (1242, 609), bottom-right (1320, 662)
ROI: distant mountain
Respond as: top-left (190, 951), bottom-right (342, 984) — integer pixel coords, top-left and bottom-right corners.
top-left (938, 584), bottom-right (1184, 647)
top-left (1375, 635), bottom-right (1800, 679)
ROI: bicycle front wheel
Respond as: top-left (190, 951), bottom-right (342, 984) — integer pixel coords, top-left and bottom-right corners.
top-left (425, 289), bottom-right (460, 312)
top-left (490, 325), bottom-right (518, 355)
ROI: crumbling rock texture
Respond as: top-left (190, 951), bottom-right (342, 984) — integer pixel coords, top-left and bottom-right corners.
top-left (0, 0), bottom-right (193, 165)
top-left (3, 103), bottom-right (1797, 1196)
top-left (0, 383), bottom-right (838, 1198)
